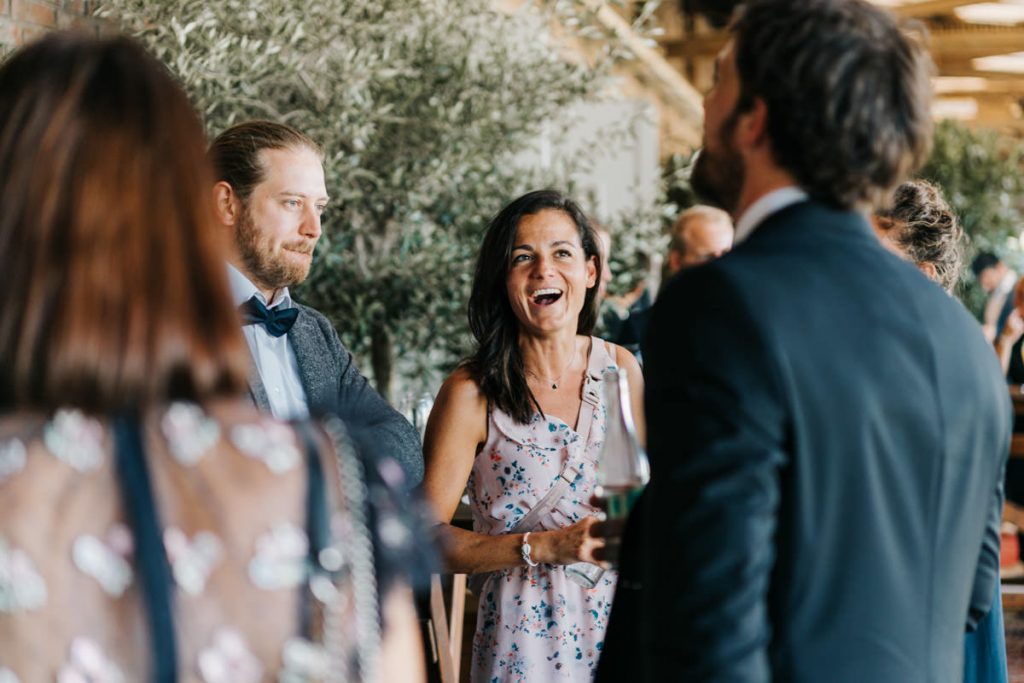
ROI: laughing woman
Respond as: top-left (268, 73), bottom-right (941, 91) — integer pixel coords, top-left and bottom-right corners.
top-left (422, 190), bottom-right (645, 682)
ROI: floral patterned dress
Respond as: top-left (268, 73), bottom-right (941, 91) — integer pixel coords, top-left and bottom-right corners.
top-left (468, 337), bottom-right (618, 683)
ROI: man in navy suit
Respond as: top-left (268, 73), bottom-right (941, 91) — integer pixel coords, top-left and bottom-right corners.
top-left (596, 2), bottom-right (1011, 681)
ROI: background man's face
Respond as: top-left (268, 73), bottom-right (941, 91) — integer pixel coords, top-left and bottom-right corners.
top-left (691, 41), bottom-right (745, 215)
top-left (236, 145), bottom-right (328, 293)
top-left (978, 265), bottom-right (1003, 293)
top-left (680, 219), bottom-right (733, 268)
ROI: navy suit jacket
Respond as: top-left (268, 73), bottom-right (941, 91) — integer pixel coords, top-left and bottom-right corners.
top-left (596, 199), bottom-right (1011, 683)
top-left (248, 302), bottom-right (424, 485)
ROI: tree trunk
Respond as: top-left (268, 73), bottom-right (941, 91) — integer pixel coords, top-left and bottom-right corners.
top-left (370, 325), bottom-right (393, 404)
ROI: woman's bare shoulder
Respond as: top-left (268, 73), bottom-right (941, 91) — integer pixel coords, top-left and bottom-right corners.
top-left (437, 367), bottom-right (487, 412)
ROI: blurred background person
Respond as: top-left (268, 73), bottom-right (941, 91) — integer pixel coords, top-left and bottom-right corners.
top-left (597, 224), bottom-right (652, 359)
top-left (421, 190), bottom-right (644, 682)
top-left (993, 277), bottom-right (1024, 384)
top-left (872, 179), bottom-right (964, 293)
top-left (972, 251), bottom-right (1017, 343)
top-left (873, 178), bottom-right (1006, 683)
top-left (663, 204), bottom-right (734, 278)
top-left (599, 206), bottom-right (733, 359)
top-left (0, 32), bottom-right (424, 682)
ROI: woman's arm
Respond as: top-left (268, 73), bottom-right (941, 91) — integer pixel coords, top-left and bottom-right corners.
top-left (378, 584), bottom-right (426, 683)
top-left (421, 368), bottom-right (603, 573)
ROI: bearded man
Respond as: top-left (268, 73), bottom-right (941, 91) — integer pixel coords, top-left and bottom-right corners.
top-left (596, 2), bottom-right (1010, 681)
top-left (210, 121), bottom-right (423, 484)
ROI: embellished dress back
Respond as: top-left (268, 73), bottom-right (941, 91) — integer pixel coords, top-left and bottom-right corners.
top-left (0, 399), bottom-right (417, 683)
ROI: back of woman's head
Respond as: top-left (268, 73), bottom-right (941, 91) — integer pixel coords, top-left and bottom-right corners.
top-left (0, 33), bottom-right (249, 413)
top-left (876, 179), bottom-right (964, 292)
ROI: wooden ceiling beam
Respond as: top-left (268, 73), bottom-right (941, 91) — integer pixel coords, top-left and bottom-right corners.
top-left (662, 26), bottom-right (1024, 61)
top-left (661, 33), bottom-right (726, 60)
top-left (936, 81), bottom-right (1024, 94)
top-left (888, 0), bottom-right (974, 18)
top-left (929, 27), bottom-right (1024, 59)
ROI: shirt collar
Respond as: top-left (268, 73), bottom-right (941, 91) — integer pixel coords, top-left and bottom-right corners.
top-left (226, 263), bottom-right (292, 310)
top-left (733, 186), bottom-right (809, 245)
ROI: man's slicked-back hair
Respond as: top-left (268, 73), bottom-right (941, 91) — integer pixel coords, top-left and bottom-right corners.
top-left (731, 0), bottom-right (934, 210)
top-left (208, 120), bottom-right (322, 200)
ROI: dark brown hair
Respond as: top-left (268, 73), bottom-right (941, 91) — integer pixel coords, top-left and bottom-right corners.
top-left (0, 33), bottom-right (250, 413)
top-left (876, 179), bottom-right (964, 292)
top-left (209, 120), bottom-right (322, 200)
top-left (464, 190), bottom-right (602, 424)
top-left (731, 0), bottom-right (934, 209)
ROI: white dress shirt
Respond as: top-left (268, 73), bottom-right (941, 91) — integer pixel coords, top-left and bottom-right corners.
top-left (227, 264), bottom-right (309, 419)
top-left (733, 186), bottom-right (809, 245)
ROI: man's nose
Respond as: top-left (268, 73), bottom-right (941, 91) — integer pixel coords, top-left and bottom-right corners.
top-left (300, 207), bottom-right (322, 240)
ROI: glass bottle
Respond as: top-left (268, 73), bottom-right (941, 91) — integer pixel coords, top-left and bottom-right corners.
top-left (595, 366), bottom-right (649, 520)
top-left (564, 367), bottom-right (649, 587)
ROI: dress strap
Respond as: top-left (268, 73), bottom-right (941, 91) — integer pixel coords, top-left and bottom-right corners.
top-left (112, 414), bottom-right (177, 683)
top-left (296, 420), bottom-right (332, 639)
top-left (507, 337), bottom-right (612, 534)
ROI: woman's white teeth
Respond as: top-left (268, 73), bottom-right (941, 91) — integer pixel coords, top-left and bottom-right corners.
top-left (532, 288), bottom-right (563, 304)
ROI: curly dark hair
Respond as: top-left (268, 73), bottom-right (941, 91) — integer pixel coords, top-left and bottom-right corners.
top-left (875, 180), bottom-right (964, 292)
top-left (731, 0), bottom-right (934, 210)
top-left (464, 190), bottom-right (602, 424)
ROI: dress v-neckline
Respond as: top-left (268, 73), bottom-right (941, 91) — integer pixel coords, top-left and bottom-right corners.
top-left (534, 337), bottom-right (601, 434)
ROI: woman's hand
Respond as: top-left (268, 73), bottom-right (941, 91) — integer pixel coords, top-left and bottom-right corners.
top-left (1003, 309), bottom-right (1024, 346)
top-left (535, 516), bottom-right (606, 565)
top-left (995, 309), bottom-right (1024, 374)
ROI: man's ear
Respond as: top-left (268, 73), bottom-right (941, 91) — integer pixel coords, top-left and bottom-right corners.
top-left (213, 181), bottom-right (241, 227)
top-left (668, 250), bottom-right (684, 274)
top-left (736, 96), bottom-right (769, 150)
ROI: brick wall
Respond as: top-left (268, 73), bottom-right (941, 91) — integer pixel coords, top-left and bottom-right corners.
top-left (0, 0), bottom-right (105, 49)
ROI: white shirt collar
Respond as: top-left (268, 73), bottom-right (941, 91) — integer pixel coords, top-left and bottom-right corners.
top-left (733, 186), bottom-right (809, 245)
top-left (226, 263), bottom-right (292, 309)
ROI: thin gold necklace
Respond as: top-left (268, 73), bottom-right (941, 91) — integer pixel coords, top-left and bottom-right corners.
top-left (526, 343), bottom-right (579, 390)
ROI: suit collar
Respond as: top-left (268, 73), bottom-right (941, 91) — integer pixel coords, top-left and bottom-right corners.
top-left (248, 364), bottom-right (270, 410)
top-left (285, 306), bottom-right (327, 410)
top-left (733, 186), bottom-right (808, 245)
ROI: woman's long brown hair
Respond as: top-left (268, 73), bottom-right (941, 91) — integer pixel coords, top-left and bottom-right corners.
top-left (0, 33), bottom-right (250, 413)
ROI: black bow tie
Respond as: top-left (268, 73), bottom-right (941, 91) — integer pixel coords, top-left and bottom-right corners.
top-left (239, 296), bottom-right (299, 337)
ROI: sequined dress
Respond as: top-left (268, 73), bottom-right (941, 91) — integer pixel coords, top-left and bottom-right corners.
top-left (468, 337), bottom-right (618, 683)
top-left (0, 399), bottom-right (427, 683)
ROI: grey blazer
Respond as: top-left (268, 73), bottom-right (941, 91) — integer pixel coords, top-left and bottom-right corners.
top-left (248, 302), bottom-right (424, 485)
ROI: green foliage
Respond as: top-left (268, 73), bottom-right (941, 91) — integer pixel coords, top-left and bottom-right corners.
top-left (918, 120), bottom-right (1024, 310)
top-left (100, 0), bottom-right (660, 397)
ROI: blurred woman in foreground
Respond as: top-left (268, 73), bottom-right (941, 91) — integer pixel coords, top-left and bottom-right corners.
top-left (0, 33), bottom-right (423, 682)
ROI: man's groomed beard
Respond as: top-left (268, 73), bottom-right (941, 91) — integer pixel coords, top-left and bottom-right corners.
top-left (691, 111), bottom-right (745, 216)
top-left (235, 205), bottom-right (314, 293)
